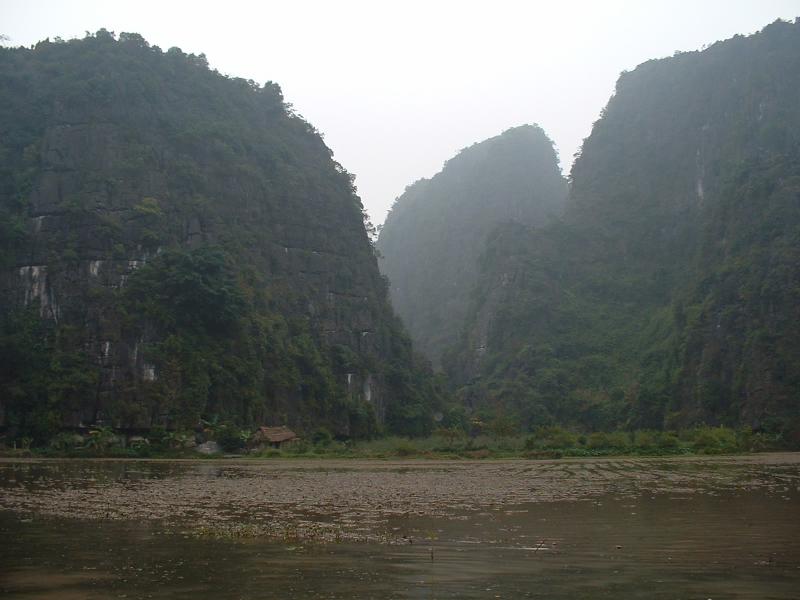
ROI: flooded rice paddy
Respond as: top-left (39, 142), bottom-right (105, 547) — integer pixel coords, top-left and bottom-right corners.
top-left (1, 454), bottom-right (799, 598)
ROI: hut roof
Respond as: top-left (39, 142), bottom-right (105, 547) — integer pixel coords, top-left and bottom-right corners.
top-left (255, 426), bottom-right (297, 443)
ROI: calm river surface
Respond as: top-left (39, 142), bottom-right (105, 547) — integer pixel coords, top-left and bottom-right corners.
top-left (1, 454), bottom-right (799, 598)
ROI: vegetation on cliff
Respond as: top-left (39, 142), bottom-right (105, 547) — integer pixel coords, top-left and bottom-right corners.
top-left (2, 21), bottom-right (799, 450)
top-left (0, 30), bottom-right (445, 444)
top-left (446, 20), bottom-right (800, 442)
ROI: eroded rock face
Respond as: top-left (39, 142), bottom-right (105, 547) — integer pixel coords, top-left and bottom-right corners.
top-left (0, 33), bottom-right (437, 436)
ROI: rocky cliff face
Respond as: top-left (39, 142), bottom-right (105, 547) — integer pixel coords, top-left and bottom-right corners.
top-left (0, 31), bottom-right (442, 440)
top-left (447, 20), bottom-right (800, 436)
top-left (376, 125), bottom-right (567, 366)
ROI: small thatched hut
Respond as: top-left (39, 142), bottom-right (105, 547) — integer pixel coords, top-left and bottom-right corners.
top-left (250, 426), bottom-right (298, 449)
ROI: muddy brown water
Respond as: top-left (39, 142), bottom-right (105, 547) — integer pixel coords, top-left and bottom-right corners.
top-left (1, 454), bottom-right (799, 598)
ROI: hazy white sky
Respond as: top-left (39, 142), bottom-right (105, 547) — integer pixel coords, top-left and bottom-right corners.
top-left (2, 0), bottom-right (799, 223)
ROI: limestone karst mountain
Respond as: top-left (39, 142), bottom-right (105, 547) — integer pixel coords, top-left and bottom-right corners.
top-left (0, 31), bottom-right (443, 441)
top-left (445, 20), bottom-right (800, 437)
top-left (377, 125), bottom-right (567, 367)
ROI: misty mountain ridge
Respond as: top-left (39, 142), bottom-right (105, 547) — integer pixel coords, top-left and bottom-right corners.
top-left (377, 124), bottom-right (567, 366)
top-left (1, 19), bottom-right (799, 443)
top-left (439, 19), bottom-right (800, 437)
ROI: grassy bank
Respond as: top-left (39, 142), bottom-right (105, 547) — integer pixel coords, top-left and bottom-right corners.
top-left (260, 426), bottom-right (789, 459)
top-left (1, 425), bottom-right (791, 460)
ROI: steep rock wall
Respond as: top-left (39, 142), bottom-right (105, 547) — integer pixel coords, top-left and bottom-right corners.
top-left (0, 32), bottom-right (441, 439)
